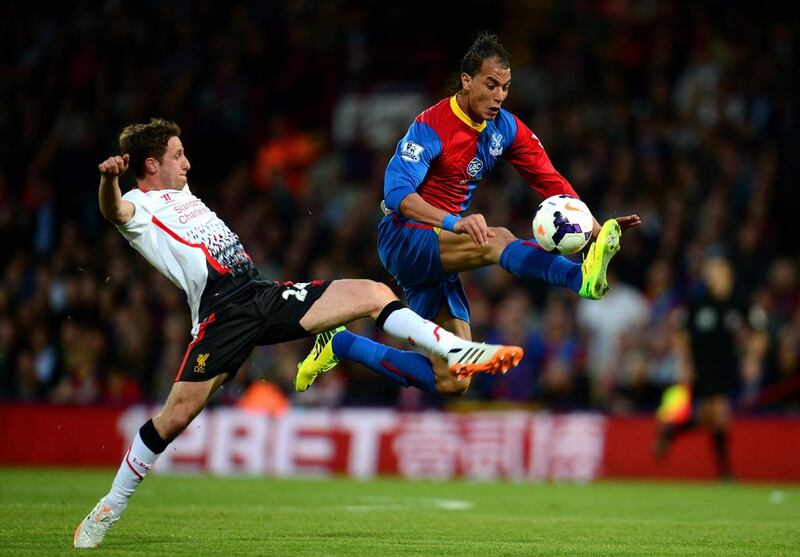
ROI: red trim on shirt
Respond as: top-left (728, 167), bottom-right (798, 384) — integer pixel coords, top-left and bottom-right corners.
top-left (151, 216), bottom-right (231, 275)
top-left (392, 213), bottom-right (433, 230)
top-left (174, 313), bottom-right (217, 381)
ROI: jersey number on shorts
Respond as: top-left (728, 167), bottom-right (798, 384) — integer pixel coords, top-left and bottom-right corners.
top-left (281, 282), bottom-right (310, 302)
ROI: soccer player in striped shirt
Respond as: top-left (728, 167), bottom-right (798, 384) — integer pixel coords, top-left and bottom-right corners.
top-left (332, 33), bottom-right (640, 397)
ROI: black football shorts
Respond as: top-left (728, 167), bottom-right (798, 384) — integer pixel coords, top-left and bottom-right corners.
top-left (174, 280), bottom-right (331, 382)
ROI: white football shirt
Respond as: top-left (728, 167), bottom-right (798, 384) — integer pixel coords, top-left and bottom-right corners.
top-left (116, 185), bottom-right (259, 332)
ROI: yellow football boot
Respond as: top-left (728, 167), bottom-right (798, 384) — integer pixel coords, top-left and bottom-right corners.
top-left (578, 219), bottom-right (621, 299)
top-left (295, 326), bottom-right (345, 392)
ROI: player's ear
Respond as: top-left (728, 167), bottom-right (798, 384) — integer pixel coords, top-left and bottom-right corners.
top-left (145, 157), bottom-right (158, 174)
top-left (461, 72), bottom-right (471, 92)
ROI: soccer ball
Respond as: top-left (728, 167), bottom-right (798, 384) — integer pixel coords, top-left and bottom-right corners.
top-left (532, 195), bottom-right (594, 254)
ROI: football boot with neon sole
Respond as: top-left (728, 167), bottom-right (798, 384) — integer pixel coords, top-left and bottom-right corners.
top-left (295, 326), bottom-right (345, 392)
top-left (578, 219), bottom-right (621, 299)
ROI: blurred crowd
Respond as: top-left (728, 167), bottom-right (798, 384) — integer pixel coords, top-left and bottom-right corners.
top-left (1, 2), bottom-right (797, 414)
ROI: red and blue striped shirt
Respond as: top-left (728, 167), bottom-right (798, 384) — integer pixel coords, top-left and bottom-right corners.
top-left (384, 96), bottom-right (577, 216)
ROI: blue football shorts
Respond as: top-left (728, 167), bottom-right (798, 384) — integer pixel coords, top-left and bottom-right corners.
top-left (377, 214), bottom-right (470, 323)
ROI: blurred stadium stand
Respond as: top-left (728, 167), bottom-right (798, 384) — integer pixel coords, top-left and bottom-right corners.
top-left (0, 1), bottom-right (797, 420)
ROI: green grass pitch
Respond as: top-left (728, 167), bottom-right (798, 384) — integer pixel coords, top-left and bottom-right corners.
top-left (0, 468), bottom-right (798, 556)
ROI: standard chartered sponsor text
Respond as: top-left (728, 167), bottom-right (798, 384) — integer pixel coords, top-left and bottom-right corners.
top-left (178, 206), bottom-right (210, 223)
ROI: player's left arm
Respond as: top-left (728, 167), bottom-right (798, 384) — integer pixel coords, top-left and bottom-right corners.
top-left (505, 114), bottom-right (640, 237)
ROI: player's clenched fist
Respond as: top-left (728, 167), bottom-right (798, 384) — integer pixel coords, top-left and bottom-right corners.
top-left (98, 154), bottom-right (129, 177)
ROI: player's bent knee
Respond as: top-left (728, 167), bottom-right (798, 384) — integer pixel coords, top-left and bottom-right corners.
top-left (491, 227), bottom-right (516, 245)
top-left (363, 280), bottom-right (397, 308)
top-left (491, 226), bottom-right (516, 242)
top-left (487, 227), bottom-right (517, 261)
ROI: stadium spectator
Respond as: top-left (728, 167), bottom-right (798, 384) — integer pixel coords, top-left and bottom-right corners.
top-left (577, 269), bottom-right (650, 406)
top-left (251, 115), bottom-right (318, 197)
top-left (471, 288), bottom-right (547, 403)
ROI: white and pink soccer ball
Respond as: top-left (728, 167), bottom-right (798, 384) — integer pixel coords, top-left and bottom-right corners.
top-left (532, 195), bottom-right (594, 254)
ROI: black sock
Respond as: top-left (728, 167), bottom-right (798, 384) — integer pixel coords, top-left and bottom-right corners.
top-left (375, 300), bottom-right (406, 330)
top-left (139, 419), bottom-right (170, 454)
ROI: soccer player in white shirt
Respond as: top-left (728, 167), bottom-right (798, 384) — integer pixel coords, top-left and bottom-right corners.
top-left (74, 118), bottom-right (523, 548)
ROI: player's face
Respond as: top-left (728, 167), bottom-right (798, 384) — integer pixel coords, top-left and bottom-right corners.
top-left (462, 56), bottom-right (511, 121)
top-left (157, 136), bottom-right (191, 189)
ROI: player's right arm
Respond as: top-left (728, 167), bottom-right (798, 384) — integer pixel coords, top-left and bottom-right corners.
top-left (98, 154), bottom-right (135, 225)
top-left (398, 194), bottom-right (493, 245)
top-left (385, 122), bottom-right (493, 246)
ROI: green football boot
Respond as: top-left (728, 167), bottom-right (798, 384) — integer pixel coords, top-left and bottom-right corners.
top-left (295, 326), bottom-right (345, 392)
top-left (578, 219), bottom-right (621, 299)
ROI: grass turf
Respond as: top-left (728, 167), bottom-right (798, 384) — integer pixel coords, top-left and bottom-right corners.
top-left (0, 468), bottom-right (798, 556)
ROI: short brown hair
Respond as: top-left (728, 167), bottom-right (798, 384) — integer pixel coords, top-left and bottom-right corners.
top-left (119, 118), bottom-right (181, 179)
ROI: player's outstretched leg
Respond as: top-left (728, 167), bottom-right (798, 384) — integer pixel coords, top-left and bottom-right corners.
top-left (495, 219), bottom-right (621, 299)
top-left (74, 418), bottom-right (168, 549)
top-left (74, 421), bottom-right (167, 549)
top-left (578, 219), bottom-right (621, 299)
top-left (296, 326), bottom-right (523, 392)
top-left (74, 377), bottom-right (225, 549)
top-left (296, 300), bottom-right (523, 393)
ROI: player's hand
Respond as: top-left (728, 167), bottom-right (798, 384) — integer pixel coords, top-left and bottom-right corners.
top-left (616, 214), bottom-right (641, 232)
top-left (591, 214), bottom-right (642, 238)
top-left (454, 213), bottom-right (496, 246)
top-left (98, 154), bottom-right (129, 177)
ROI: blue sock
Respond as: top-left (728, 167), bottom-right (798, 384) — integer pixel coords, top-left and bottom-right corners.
top-left (331, 330), bottom-right (437, 393)
top-left (499, 239), bottom-right (582, 292)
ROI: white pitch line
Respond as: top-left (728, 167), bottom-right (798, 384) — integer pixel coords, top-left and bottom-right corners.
top-left (273, 497), bottom-right (475, 513)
